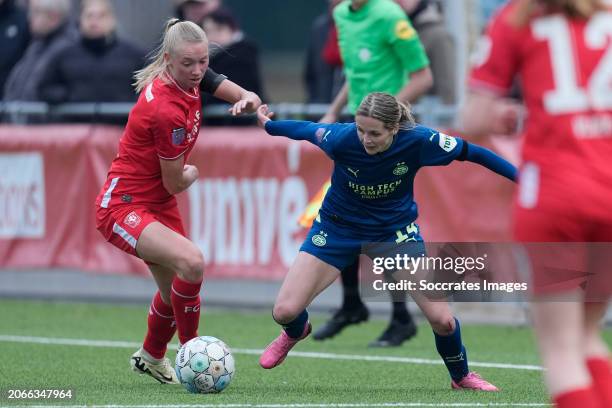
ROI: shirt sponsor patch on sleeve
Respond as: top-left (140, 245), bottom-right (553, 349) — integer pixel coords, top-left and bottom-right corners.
top-left (171, 128), bottom-right (186, 145)
top-left (395, 19), bottom-right (416, 40)
top-left (438, 133), bottom-right (458, 152)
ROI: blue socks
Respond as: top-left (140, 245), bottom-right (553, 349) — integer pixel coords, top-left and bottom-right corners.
top-left (434, 317), bottom-right (469, 382)
top-left (282, 310), bottom-right (309, 339)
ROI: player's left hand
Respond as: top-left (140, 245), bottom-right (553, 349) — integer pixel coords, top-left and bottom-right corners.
top-left (229, 92), bottom-right (262, 116)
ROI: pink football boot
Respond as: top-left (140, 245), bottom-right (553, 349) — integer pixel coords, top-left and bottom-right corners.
top-left (259, 322), bottom-right (312, 369)
top-left (451, 372), bottom-right (499, 391)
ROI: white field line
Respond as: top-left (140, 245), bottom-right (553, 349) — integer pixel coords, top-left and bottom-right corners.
top-left (0, 334), bottom-right (542, 371)
top-left (0, 404), bottom-right (552, 408)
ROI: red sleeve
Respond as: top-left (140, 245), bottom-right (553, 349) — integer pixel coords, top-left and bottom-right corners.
top-left (152, 101), bottom-right (189, 160)
top-left (468, 5), bottom-right (521, 95)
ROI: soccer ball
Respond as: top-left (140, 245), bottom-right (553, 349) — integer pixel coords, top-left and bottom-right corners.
top-left (175, 336), bottom-right (235, 393)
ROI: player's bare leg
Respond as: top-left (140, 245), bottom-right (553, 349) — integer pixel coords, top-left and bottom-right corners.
top-left (137, 222), bottom-right (204, 284)
top-left (531, 291), bottom-right (593, 398)
top-left (260, 252), bottom-right (340, 369)
top-left (583, 300), bottom-right (611, 359)
top-left (273, 252), bottom-right (340, 323)
top-left (149, 264), bottom-right (175, 305)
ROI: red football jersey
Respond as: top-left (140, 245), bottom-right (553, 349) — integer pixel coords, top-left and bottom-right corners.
top-left (96, 76), bottom-right (202, 208)
top-left (469, 2), bottom-right (612, 173)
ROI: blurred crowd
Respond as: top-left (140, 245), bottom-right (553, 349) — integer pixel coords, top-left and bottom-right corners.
top-left (2, 0), bottom-right (144, 103)
top-left (0, 0), bottom-right (508, 124)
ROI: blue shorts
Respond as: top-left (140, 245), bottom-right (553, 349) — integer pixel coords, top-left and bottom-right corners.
top-left (300, 213), bottom-right (425, 271)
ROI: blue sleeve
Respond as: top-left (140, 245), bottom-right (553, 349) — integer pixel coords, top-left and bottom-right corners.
top-left (461, 143), bottom-right (518, 182)
top-left (419, 130), bottom-right (464, 166)
top-left (264, 120), bottom-right (340, 159)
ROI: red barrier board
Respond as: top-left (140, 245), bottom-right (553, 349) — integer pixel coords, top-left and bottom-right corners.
top-left (0, 125), bottom-right (517, 279)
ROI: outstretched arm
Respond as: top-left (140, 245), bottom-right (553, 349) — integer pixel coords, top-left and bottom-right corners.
top-left (457, 142), bottom-right (517, 182)
top-left (214, 79), bottom-right (262, 115)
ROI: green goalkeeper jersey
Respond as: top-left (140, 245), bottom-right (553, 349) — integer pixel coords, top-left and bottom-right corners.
top-left (333, 0), bottom-right (430, 113)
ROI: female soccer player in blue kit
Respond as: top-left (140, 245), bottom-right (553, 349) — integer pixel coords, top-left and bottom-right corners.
top-left (257, 92), bottom-right (517, 391)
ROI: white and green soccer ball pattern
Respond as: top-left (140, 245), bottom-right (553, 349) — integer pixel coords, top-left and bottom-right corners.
top-left (175, 336), bottom-right (235, 393)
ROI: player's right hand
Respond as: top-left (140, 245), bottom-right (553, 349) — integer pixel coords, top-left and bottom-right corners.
top-left (256, 105), bottom-right (274, 128)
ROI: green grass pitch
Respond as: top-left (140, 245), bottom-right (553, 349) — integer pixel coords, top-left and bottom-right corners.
top-left (0, 299), bottom-right (610, 407)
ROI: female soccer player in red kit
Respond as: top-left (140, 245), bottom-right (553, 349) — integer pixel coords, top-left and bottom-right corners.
top-left (463, 1), bottom-right (612, 407)
top-left (95, 18), bottom-right (261, 384)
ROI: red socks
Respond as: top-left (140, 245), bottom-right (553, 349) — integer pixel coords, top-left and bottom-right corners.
top-left (171, 276), bottom-right (203, 345)
top-left (552, 358), bottom-right (612, 407)
top-left (143, 291), bottom-right (176, 359)
top-left (587, 357), bottom-right (612, 407)
top-left (553, 387), bottom-right (601, 408)
top-left (141, 278), bottom-right (203, 358)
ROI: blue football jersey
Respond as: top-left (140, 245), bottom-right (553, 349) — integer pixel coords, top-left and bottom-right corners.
top-left (265, 120), bottom-right (464, 235)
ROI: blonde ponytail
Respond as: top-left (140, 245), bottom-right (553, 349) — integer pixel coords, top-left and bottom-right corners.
top-left (133, 18), bottom-right (208, 93)
top-left (397, 100), bottom-right (415, 130)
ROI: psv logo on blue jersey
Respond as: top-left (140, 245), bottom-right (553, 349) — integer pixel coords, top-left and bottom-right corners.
top-left (172, 127), bottom-right (186, 145)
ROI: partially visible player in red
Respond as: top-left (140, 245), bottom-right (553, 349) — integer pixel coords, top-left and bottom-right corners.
top-left (463, 1), bottom-right (612, 407)
top-left (95, 18), bottom-right (261, 384)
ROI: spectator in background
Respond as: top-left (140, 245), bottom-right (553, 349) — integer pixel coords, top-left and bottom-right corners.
top-left (38, 0), bottom-right (145, 104)
top-left (201, 7), bottom-right (266, 108)
top-left (396, 0), bottom-right (456, 104)
top-left (0, 0), bottom-right (30, 100)
top-left (3, 0), bottom-right (76, 101)
top-left (303, 0), bottom-right (344, 104)
top-left (174, 0), bottom-right (220, 24)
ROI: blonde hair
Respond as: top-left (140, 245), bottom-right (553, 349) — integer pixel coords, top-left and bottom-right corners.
top-left (511, 0), bottom-right (606, 26)
top-left (133, 18), bottom-right (208, 92)
top-left (356, 92), bottom-right (415, 131)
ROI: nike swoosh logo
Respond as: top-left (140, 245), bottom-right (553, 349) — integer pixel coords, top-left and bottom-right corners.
top-left (151, 369), bottom-right (174, 383)
top-left (132, 356), bottom-right (174, 383)
top-left (323, 130), bottom-right (331, 141)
